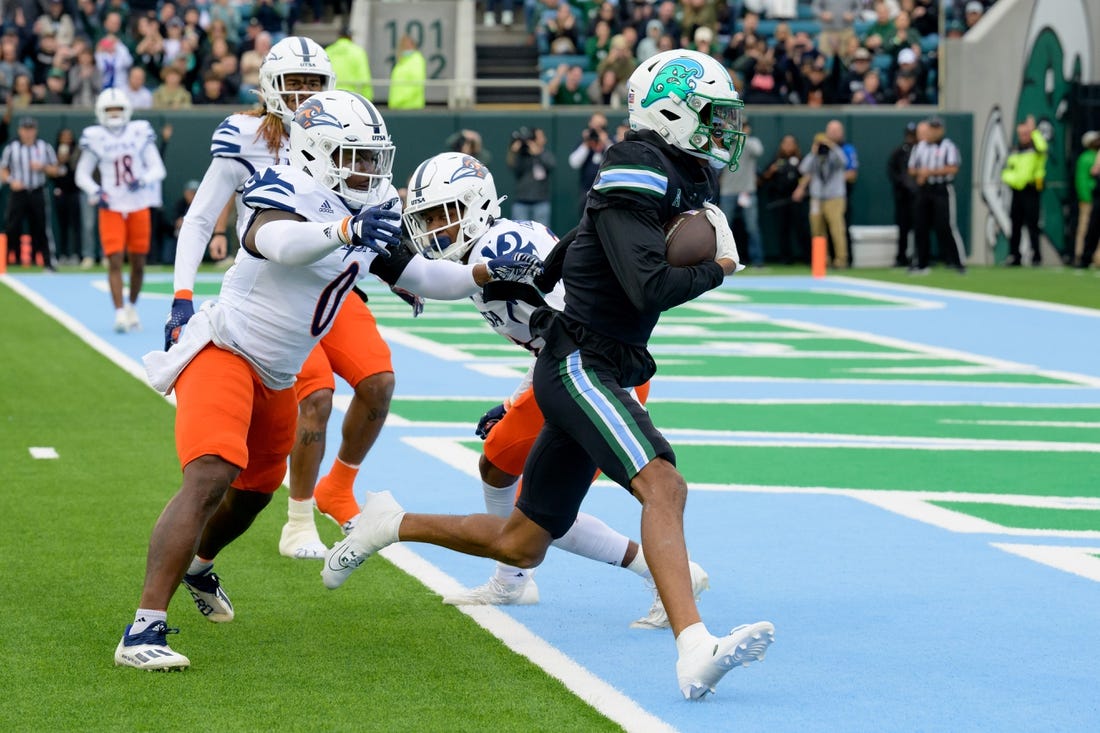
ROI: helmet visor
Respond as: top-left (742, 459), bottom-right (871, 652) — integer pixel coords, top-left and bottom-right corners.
top-left (690, 94), bottom-right (746, 170)
top-left (333, 143), bottom-right (394, 194)
top-left (405, 202), bottom-right (465, 260)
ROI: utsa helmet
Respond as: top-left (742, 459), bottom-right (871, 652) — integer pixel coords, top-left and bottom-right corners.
top-left (259, 36), bottom-right (336, 124)
top-left (95, 88), bottom-right (133, 130)
top-left (403, 152), bottom-right (504, 262)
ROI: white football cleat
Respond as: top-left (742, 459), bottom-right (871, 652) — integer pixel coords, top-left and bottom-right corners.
top-left (279, 520), bottom-right (327, 560)
top-left (181, 569), bottom-right (234, 622)
top-left (114, 622), bottom-right (190, 671)
top-left (443, 576), bottom-right (539, 606)
top-left (113, 309), bottom-right (128, 333)
top-left (632, 561), bottom-right (710, 629)
top-left (676, 621), bottom-right (775, 700)
top-left (125, 303), bottom-right (141, 332)
top-left (321, 491), bottom-right (404, 589)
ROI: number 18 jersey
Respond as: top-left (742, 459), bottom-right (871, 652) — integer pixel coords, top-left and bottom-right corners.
top-left (78, 120), bottom-right (164, 213)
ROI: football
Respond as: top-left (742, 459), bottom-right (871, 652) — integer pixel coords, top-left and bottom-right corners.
top-left (664, 209), bottom-right (718, 266)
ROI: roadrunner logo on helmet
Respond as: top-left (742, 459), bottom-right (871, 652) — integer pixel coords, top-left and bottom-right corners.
top-left (259, 36), bottom-right (336, 124)
top-left (627, 49), bottom-right (746, 171)
top-left (403, 152), bottom-right (505, 262)
top-left (95, 88), bottom-right (133, 130)
top-left (288, 90), bottom-right (395, 208)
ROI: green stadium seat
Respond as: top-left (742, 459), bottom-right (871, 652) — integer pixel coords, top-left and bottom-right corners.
top-left (920, 34), bottom-right (940, 53)
top-left (785, 20), bottom-right (821, 36)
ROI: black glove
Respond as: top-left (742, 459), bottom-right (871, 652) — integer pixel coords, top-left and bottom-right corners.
top-left (164, 296), bottom-right (195, 351)
top-left (347, 206), bottom-right (402, 256)
top-left (486, 252), bottom-right (544, 283)
top-left (475, 402), bottom-right (507, 440)
top-left (390, 285), bottom-right (424, 317)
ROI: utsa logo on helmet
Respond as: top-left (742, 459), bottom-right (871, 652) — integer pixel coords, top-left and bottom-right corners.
top-left (449, 156), bottom-right (489, 183)
top-left (640, 57), bottom-right (706, 107)
top-left (295, 98), bottom-right (342, 129)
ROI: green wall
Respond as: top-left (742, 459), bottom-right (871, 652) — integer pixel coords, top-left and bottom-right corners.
top-left (21, 107), bottom-right (972, 261)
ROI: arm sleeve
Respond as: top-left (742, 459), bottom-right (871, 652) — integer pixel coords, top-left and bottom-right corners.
top-left (568, 142), bottom-right (589, 169)
top-left (391, 254), bottom-right (482, 300)
top-left (172, 157), bottom-right (250, 293)
top-left (74, 152), bottom-right (99, 197)
top-left (593, 207), bottom-right (725, 313)
top-left (1031, 130), bottom-right (1048, 155)
top-left (139, 144), bottom-right (166, 185)
top-left (252, 217), bottom-right (348, 266)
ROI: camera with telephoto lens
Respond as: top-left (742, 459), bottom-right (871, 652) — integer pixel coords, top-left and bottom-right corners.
top-left (512, 126), bottom-right (534, 153)
top-left (583, 127), bottom-right (600, 143)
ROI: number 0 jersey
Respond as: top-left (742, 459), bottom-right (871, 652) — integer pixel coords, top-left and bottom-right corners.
top-left (212, 164), bottom-right (402, 387)
top-left (467, 218), bottom-right (564, 353)
top-left (78, 120), bottom-right (164, 212)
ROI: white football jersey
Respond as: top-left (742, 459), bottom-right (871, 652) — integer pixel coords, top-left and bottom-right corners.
top-left (467, 219), bottom-right (565, 353)
top-left (212, 164), bottom-right (402, 386)
top-left (78, 120), bottom-right (164, 212)
top-left (210, 114), bottom-right (291, 232)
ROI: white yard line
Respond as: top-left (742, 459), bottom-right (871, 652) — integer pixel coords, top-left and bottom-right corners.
top-left (940, 419), bottom-right (1100, 428)
top-left (989, 543), bottom-right (1100, 583)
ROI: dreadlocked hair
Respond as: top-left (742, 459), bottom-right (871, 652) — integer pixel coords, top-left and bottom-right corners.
top-left (241, 106), bottom-right (288, 156)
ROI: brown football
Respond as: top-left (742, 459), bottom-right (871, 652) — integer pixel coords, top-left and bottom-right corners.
top-left (664, 209), bottom-right (718, 266)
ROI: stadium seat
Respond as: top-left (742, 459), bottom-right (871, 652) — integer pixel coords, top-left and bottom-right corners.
top-left (872, 53), bottom-right (894, 75)
top-left (853, 20), bottom-right (873, 37)
top-left (538, 54), bottom-right (591, 73)
top-left (920, 34), bottom-right (941, 53)
top-left (748, 19), bottom-right (780, 38)
top-left (797, 4), bottom-right (816, 20)
top-left (786, 20), bottom-right (821, 36)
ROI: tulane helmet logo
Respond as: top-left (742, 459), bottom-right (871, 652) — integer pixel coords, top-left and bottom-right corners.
top-left (641, 57), bottom-right (706, 107)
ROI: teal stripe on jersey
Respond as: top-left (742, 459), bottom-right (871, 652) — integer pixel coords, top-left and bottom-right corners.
top-left (592, 165), bottom-right (668, 197)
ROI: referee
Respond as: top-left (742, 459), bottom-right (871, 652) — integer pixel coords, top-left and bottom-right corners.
top-left (1, 117), bottom-right (58, 270)
top-left (908, 116), bottom-right (967, 274)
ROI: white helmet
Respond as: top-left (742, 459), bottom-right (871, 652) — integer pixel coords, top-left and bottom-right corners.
top-left (95, 88), bottom-right (132, 129)
top-left (288, 90), bottom-right (395, 208)
top-left (403, 152), bottom-right (503, 262)
top-left (626, 50), bottom-right (746, 171)
top-left (259, 36), bottom-right (336, 123)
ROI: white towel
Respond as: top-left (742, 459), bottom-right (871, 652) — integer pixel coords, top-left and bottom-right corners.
top-left (143, 309), bottom-right (215, 394)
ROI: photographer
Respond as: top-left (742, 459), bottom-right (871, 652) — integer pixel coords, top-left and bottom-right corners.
top-left (568, 114), bottom-right (611, 217)
top-left (506, 126), bottom-right (555, 227)
top-left (793, 130), bottom-right (850, 268)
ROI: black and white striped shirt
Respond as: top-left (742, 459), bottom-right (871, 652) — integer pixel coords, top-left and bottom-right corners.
top-left (0, 139), bottom-right (57, 190)
top-left (908, 138), bottom-right (961, 185)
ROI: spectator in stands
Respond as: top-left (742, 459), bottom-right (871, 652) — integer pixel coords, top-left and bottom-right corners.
top-left (862, 1), bottom-right (895, 54)
top-left (162, 18), bottom-right (186, 67)
top-left (542, 1), bottom-right (581, 55)
top-left (209, 0), bottom-right (242, 42)
top-left (239, 17), bottom-right (262, 55)
top-left (327, 27), bottom-right (372, 100)
top-left (839, 47), bottom-right (873, 103)
top-left (39, 0), bottom-right (76, 46)
top-left (680, 0), bottom-right (719, 48)
top-left (591, 33), bottom-right (636, 106)
top-left (886, 68), bottom-right (925, 105)
top-left (813, 0), bottom-right (860, 57)
top-left (95, 35), bottom-right (132, 90)
top-left (586, 19), bottom-right (613, 70)
top-left (68, 46), bottom-right (100, 107)
top-left (1074, 131), bottom-right (1100, 268)
top-left (655, 0), bottom-right (682, 47)
top-left (204, 18), bottom-right (239, 59)
top-left (484, 0), bottom-right (517, 28)
top-left (761, 134), bottom-right (810, 264)
top-left (963, 1), bottom-right (984, 32)
top-left (193, 71), bottom-right (232, 104)
top-left (691, 26), bottom-right (717, 60)
top-left (152, 65), bottom-right (190, 108)
top-left (800, 55), bottom-right (835, 105)
top-left (389, 34), bottom-right (427, 110)
top-left (74, 0), bottom-right (103, 43)
top-left (1001, 115), bottom-right (1048, 266)
top-left (52, 127), bottom-right (81, 266)
top-left (568, 114), bottom-right (611, 215)
top-left (9, 74), bottom-right (32, 109)
top-left (239, 32), bottom-right (270, 101)
top-left (31, 28), bottom-right (61, 88)
top-left (636, 19), bottom-right (663, 62)
top-left (133, 14), bottom-right (165, 82)
top-left (851, 69), bottom-right (885, 104)
top-left (0, 32), bottom-right (30, 101)
top-left (506, 125), bottom-right (555, 227)
top-left (589, 1), bottom-right (621, 37)
top-left (123, 66), bottom-right (153, 109)
top-left (629, 0), bottom-right (657, 39)
top-left (723, 10), bottom-right (760, 66)
top-left (882, 11), bottom-right (920, 60)
top-left (794, 129), bottom-right (850, 268)
top-left (719, 120), bottom-right (765, 266)
top-left (37, 67), bottom-right (70, 104)
top-left (548, 63), bottom-right (588, 105)
top-left (907, 0), bottom-right (938, 37)
top-left (743, 49), bottom-right (787, 105)
top-left (251, 0), bottom-right (287, 39)
top-left (204, 38), bottom-right (241, 100)
top-left (887, 122), bottom-right (919, 266)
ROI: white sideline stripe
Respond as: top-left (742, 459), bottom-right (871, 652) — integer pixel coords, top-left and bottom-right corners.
top-left (990, 543), bottom-right (1100, 583)
top-left (29, 446), bottom-right (59, 459)
top-left (665, 434), bottom-right (1100, 452)
top-left (703, 287), bottom-right (941, 310)
top-left (634, 375), bottom-right (1083, 388)
top-left (392, 396), bottom-right (1100, 408)
top-left (377, 325), bottom-right (474, 361)
top-left (7, 278), bottom-right (667, 732)
top-left (379, 545), bottom-right (676, 733)
top-left (829, 275), bottom-right (1100, 319)
top-left (940, 419), bottom-right (1100, 428)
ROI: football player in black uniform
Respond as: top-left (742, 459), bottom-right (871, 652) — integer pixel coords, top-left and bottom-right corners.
top-left (323, 50), bottom-right (774, 700)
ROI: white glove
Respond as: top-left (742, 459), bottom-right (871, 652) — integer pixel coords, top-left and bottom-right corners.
top-left (702, 203), bottom-right (745, 273)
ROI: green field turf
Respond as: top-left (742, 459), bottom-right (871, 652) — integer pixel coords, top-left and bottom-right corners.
top-left (0, 282), bottom-right (619, 732)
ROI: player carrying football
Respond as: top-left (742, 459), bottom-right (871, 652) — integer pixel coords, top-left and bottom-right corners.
top-left (115, 90), bottom-right (542, 670)
top-left (392, 151), bottom-right (710, 626)
top-left (75, 88), bottom-right (166, 333)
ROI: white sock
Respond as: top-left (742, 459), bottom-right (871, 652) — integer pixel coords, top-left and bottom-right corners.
top-left (482, 479), bottom-right (517, 518)
top-left (550, 512), bottom-right (630, 566)
top-left (131, 608), bottom-right (167, 635)
top-left (625, 545), bottom-right (653, 580)
top-left (675, 622), bottom-right (711, 655)
top-left (287, 497), bottom-right (314, 522)
top-left (115, 306), bottom-right (125, 318)
top-left (492, 562), bottom-right (529, 586)
top-left (187, 557), bottom-right (213, 576)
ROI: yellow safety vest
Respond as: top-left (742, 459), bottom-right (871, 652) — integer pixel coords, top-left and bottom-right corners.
top-left (1001, 130), bottom-right (1048, 191)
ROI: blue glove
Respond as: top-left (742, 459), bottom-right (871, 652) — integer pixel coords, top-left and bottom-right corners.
top-left (486, 252), bottom-right (544, 283)
top-left (163, 297), bottom-right (195, 351)
top-left (127, 180), bottom-right (143, 193)
top-left (390, 286), bottom-right (424, 317)
top-left (348, 206), bottom-right (402, 256)
top-left (92, 190), bottom-right (110, 209)
top-left (475, 403), bottom-right (507, 440)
